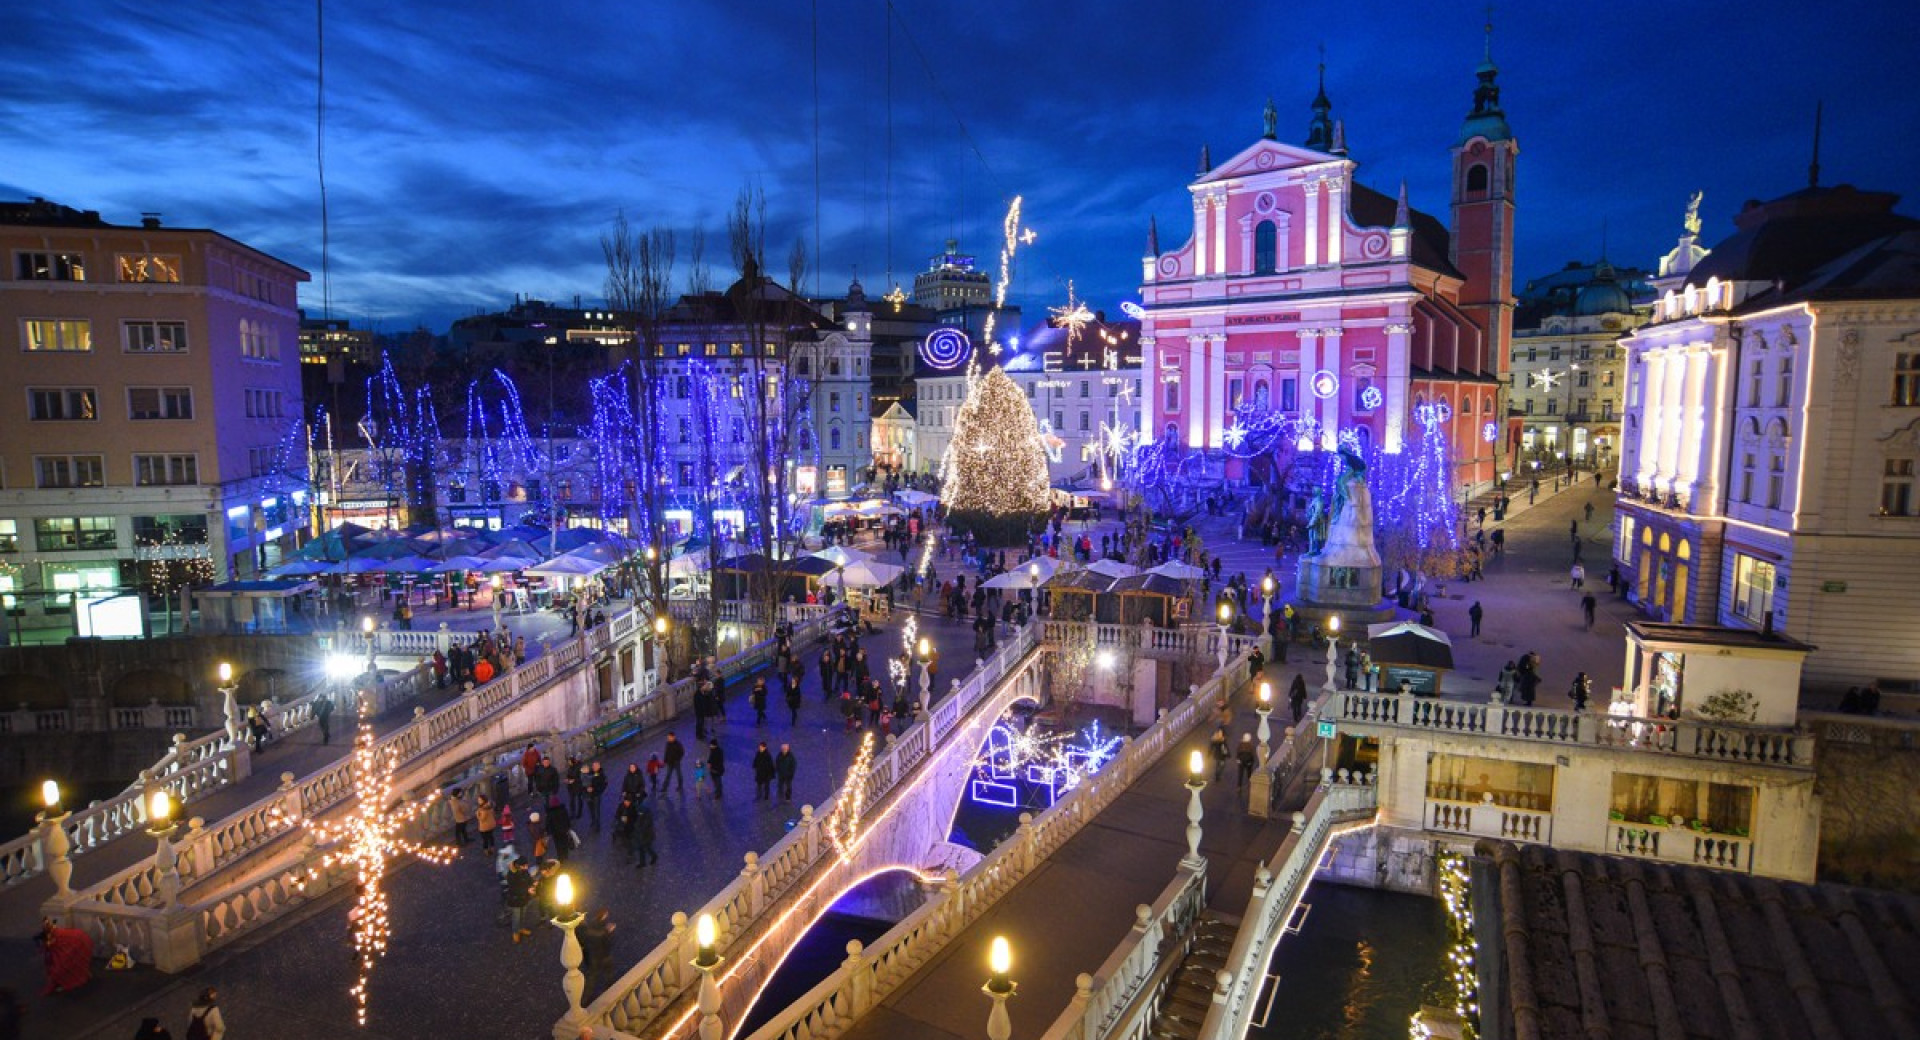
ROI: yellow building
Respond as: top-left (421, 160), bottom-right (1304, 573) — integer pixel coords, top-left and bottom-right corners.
top-left (0, 198), bottom-right (310, 634)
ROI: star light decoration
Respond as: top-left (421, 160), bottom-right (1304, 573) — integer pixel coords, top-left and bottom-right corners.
top-left (1050, 281), bottom-right (1095, 346)
top-left (277, 693), bottom-right (455, 1027)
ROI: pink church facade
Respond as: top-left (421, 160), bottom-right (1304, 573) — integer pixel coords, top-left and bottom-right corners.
top-left (1139, 58), bottom-right (1517, 492)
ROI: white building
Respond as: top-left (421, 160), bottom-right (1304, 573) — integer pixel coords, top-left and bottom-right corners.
top-left (915, 319), bottom-right (1144, 484)
top-left (1509, 259), bottom-right (1651, 466)
top-left (1614, 181), bottom-right (1920, 689)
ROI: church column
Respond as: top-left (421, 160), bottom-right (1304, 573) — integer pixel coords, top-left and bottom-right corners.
top-left (1678, 346), bottom-right (1711, 496)
top-left (1212, 197), bottom-right (1229, 276)
top-left (1209, 334), bottom-right (1228, 448)
top-left (1636, 350), bottom-right (1667, 486)
top-left (1656, 350), bottom-right (1685, 490)
top-left (1297, 328), bottom-right (1321, 437)
top-left (1303, 181), bottom-right (1322, 267)
top-left (1138, 336), bottom-right (1157, 439)
top-left (1193, 196), bottom-right (1210, 277)
top-left (1187, 335), bottom-right (1205, 447)
top-left (1324, 180), bottom-right (1345, 265)
top-left (1384, 323), bottom-right (1412, 452)
top-left (1317, 327), bottom-right (1343, 444)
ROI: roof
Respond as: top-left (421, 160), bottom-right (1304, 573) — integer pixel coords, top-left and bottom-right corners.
top-left (1476, 840), bottom-right (1920, 1040)
top-left (0, 197), bottom-right (311, 278)
top-left (1046, 570), bottom-right (1120, 594)
top-left (1107, 573), bottom-right (1191, 597)
top-left (1350, 181), bottom-right (1461, 279)
top-left (1624, 620), bottom-right (1815, 653)
top-left (1686, 184), bottom-right (1918, 290)
top-left (1735, 228), bottom-right (1920, 311)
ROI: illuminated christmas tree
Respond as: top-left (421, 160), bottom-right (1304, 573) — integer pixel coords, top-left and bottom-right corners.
top-left (942, 367), bottom-right (1051, 545)
top-left (1375, 405), bottom-right (1470, 581)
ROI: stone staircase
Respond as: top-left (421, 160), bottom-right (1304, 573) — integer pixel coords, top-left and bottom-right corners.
top-left (1149, 910), bottom-right (1241, 1040)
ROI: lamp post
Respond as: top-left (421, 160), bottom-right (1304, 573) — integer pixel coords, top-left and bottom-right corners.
top-left (1255, 681), bottom-right (1273, 763)
top-left (551, 873), bottom-right (588, 1036)
top-left (692, 912), bottom-right (726, 1040)
top-left (654, 615), bottom-right (671, 682)
top-left (218, 661), bottom-right (242, 746)
top-left (1181, 749), bottom-right (1207, 870)
top-left (1028, 562), bottom-right (1041, 621)
top-left (37, 780), bottom-right (72, 903)
top-left (1323, 615), bottom-right (1341, 693)
top-left (147, 789), bottom-right (181, 905)
top-left (917, 636), bottom-right (933, 717)
top-left (1216, 601), bottom-right (1233, 671)
top-left (361, 616), bottom-right (377, 674)
top-left (983, 935), bottom-right (1016, 1040)
top-left (1260, 574), bottom-right (1275, 630)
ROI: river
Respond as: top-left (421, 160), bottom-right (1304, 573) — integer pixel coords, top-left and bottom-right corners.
top-left (1251, 882), bottom-right (1449, 1040)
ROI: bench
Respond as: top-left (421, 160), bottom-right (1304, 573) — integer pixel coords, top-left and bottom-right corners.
top-left (591, 714), bottom-right (644, 753)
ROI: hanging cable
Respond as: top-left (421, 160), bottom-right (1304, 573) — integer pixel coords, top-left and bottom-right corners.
top-left (812, 0), bottom-right (822, 296)
top-left (316, 0), bottom-right (331, 320)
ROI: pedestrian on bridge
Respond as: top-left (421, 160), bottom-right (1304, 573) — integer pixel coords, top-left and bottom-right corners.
top-left (752, 677), bottom-right (770, 726)
top-left (1209, 727), bottom-right (1230, 781)
top-left (475, 794), bottom-right (496, 852)
top-left (662, 734), bottom-right (686, 794)
top-left (1236, 735), bottom-right (1258, 790)
top-left (707, 739), bottom-right (727, 800)
top-left (785, 672), bottom-right (803, 725)
top-left (1581, 593), bottom-right (1598, 630)
top-left (586, 762), bottom-right (608, 833)
top-left (314, 690), bottom-right (334, 745)
top-left (1468, 601), bottom-right (1484, 638)
top-left (1288, 674), bottom-right (1309, 724)
top-left (753, 742), bottom-right (776, 800)
top-left (630, 799), bottom-right (658, 866)
top-left (776, 743), bottom-right (797, 801)
top-left (565, 757), bottom-right (585, 817)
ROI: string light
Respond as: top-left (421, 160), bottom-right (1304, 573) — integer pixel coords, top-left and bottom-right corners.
top-left (277, 691), bottom-right (455, 1026)
top-left (1049, 281), bottom-right (1094, 346)
top-left (825, 731), bottom-right (877, 863)
top-left (1427, 852), bottom-right (1481, 1035)
top-left (942, 368), bottom-right (1052, 522)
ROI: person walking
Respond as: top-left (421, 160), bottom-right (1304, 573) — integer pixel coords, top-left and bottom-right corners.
top-left (1288, 674), bottom-right (1309, 724)
top-left (662, 734), bottom-right (686, 795)
top-left (1468, 601), bottom-right (1484, 638)
top-left (613, 794), bottom-right (638, 858)
top-left (785, 671), bottom-right (803, 726)
top-left (751, 677), bottom-right (769, 726)
top-left (449, 788), bottom-right (473, 847)
top-left (585, 762), bottom-right (608, 834)
top-left (1209, 727), bottom-right (1230, 781)
top-left (752, 742), bottom-right (776, 801)
top-left (564, 757), bottom-right (585, 817)
top-left (775, 743), bottom-right (797, 801)
top-left (1584, 501), bottom-right (1595, 523)
top-left (185, 987), bottom-right (225, 1040)
top-left (1569, 672), bottom-right (1592, 711)
top-left (1235, 735), bottom-right (1258, 791)
top-left (630, 799), bottom-right (659, 867)
top-left (706, 739), bottom-right (727, 800)
top-left (475, 795), bottom-right (497, 852)
top-left (620, 763), bottom-right (646, 803)
top-left (1581, 593), bottom-right (1598, 630)
top-left (314, 690), bottom-right (334, 745)
top-left (1570, 562), bottom-right (1586, 589)
top-left (580, 909), bottom-right (616, 996)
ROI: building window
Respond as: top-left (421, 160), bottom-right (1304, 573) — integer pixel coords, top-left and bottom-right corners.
top-left (675, 376), bottom-right (690, 399)
top-left (1526, 347), bottom-right (1537, 362)
top-left (1279, 377), bottom-right (1298, 412)
top-left (1738, 453), bottom-right (1755, 504)
top-left (23, 318), bottom-right (91, 352)
top-left (678, 418), bottom-right (691, 444)
top-left (1548, 345), bottom-right (1560, 362)
top-left (0, 519), bottom-right (15, 553)
top-left (1254, 220), bottom-right (1277, 274)
top-left (1894, 353), bottom-right (1920, 407)
top-left (730, 418), bottom-right (744, 443)
top-left (1079, 411), bottom-right (1090, 432)
top-left (117, 254), bottom-right (181, 283)
top-left (1748, 361), bottom-right (1762, 407)
top-left (1165, 380), bottom-right (1179, 411)
top-left (1767, 455), bottom-right (1785, 510)
top-left (1546, 398), bottom-right (1558, 415)
top-left (1525, 399), bottom-right (1535, 415)
top-left (1602, 399), bottom-right (1615, 420)
top-left (243, 389), bottom-right (285, 419)
top-left (133, 514), bottom-right (208, 545)
top-left (1883, 458), bottom-right (1916, 516)
top-left (134, 454), bottom-right (199, 486)
top-left (128, 387), bottom-right (193, 420)
top-left (33, 517), bottom-right (116, 551)
top-left (829, 427), bottom-right (842, 451)
top-left (16, 252), bottom-right (86, 281)
top-left (829, 359), bottom-right (842, 376)
top-left (1601, 369), bottom-right (1615, 388)
top-left (1730, 553), bottom-right (1777, 625)
top-left (124, 321), bottom-right (189, 354)
top-left (1776, 354), bottom-right (1793, 407)
top-left (677, 462), bottom-right (695, 486)
top-left (1078, 381), bottom-right (1089, 399)
top-left (829, 392), bottom-right (841, 413)
top-left (1107, 381), bottom-right (1118, 398)
top-left (1026, 383), bottom-right (1035, 399)
top-left (1576, 369), bottom-right (1590, 388)
top-left (1466, 165), bottom-right (1489, 193)
top-left (29, 388), bottom-right (97, 421)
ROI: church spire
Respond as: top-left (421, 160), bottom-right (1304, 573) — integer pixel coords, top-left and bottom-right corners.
top-left (1306, 45), bottom-right (1336, 152)
top-left (1458, 11), bottom-right (1513, 144)
top-left (1394, 180), bottom-right (1410, 228)
top-left (1808, 99), bottom-right (1824, 188)
top-left (1146, 216), bottom-right (1160, 258)
top-left (1198, 143), bottom-right (1212, 175)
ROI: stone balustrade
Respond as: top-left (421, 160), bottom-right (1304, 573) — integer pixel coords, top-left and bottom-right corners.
top-left (1034, 864), bottom-right (1209, 1040)
top-left (1042, 620), bottom-right (1259, 660)
top-left (1424, 798), bottom-right (1553, 845)
top-left (1330, 691), bottom-right (1817, 768)
top-left (1607, 821), bottom-right (1753, 873)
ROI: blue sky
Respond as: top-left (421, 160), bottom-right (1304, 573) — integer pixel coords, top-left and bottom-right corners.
top-left (4, 0), bottom-right (1915, 333)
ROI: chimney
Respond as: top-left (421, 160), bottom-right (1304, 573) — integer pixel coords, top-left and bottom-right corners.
top-left (141, 212), bottom-right (162, 228)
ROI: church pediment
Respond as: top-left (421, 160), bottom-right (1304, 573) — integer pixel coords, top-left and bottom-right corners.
top-left (1197, 138), bottom-right (1345, 185)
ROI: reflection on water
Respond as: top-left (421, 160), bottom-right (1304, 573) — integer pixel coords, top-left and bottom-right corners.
top-left (1252, 883), bottom-right (1447, 1040)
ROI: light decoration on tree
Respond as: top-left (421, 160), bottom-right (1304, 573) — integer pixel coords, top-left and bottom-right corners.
top-left (942, 367), bottom-right (1052, 520)
top-left (278, 692), bottom-right (455, 1027)
top-left (825, 731), bottom-right (877, 864)
top-left (461, 370), bottom-right (546, 514)
top-left (1372, 404), bottom-right (1466, 579)
top-left (919, 327), bottom-right (970, 370)
top-left (1428, 851), bottom-right (1481, 1033)
top-left (1049, 281), bottom-right (1095, 346)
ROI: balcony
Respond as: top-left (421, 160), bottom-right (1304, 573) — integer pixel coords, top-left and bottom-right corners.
top-left (1609, 821), bottom-right (1752, 872)
top-left (1424, 795), bottom-right (1554, 845)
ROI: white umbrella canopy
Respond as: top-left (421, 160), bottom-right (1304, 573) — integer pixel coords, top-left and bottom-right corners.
top-left (811, 545), bottom-right (874, 569)
top-left (1011, 557), bottom-right (1063, 584)
top-left (1148, 560), bottom-right (1207, 581)
top-left (270, 559), bottom-right (336, 577)
top-left (894, 489), bottom-right (937, 507)
top-left (822, 560), bottom-right (905, 588)
top-left (477, 556), bottom-right (533, 574)
top-left (1086, 558), bottom-right (1141, 579)
top-left (429, 555), bottom-right (494, 573)
top-left (525, 553), bottom-right (610, 578)
top-left (982, 570), bottom-right (1045, 590)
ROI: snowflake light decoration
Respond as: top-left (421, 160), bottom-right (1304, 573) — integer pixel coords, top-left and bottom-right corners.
top-left (279, 692), bottom-right (455, 1027)
top-left (1050, 281), bottom-right (1095, 346)
top-left (1530, 368), bottom-right (1564, 393)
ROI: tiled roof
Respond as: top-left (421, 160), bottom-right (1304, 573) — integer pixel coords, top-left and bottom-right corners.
top-left (1476, 840), bottom-right (1920, 1040)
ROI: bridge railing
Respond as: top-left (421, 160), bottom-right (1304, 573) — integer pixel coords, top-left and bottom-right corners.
top-left (730, 637), bottom-right (1259, 1040)
top-left (1196, 775), bottom-right (1378, 1040)
top-left (1034, 863), bottom-right (1208, 1040)
top-left (586, 620), bottom-right (1046, 1038)
top-left (1329, 690), bottom-right (1817, 768)
top-left (1042, 620), bottom-right (1259, 660)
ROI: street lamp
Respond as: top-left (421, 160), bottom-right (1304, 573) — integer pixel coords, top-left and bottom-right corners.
top-left (654, 614), bottom-right (671, 680)
top-left (361, 615), bottom-right (377, 673)
top-left (552, 873), bottom-right (588, 1036)
top-left (1323, 615), bottom-right (1341, 693)
top-left (692, 912), bottom-right (726, 1040)
top-left (1255, 681), bottom-right (1273, 762)
top-left (917, 636), bottom-right (933, 717)
top-left (1260, 574), bottom-right (1275, 625)
top-left (983, 935), bottom-right (1016, 1040)
top-left (218, 661), bottom-right (242, 746)
top-left (38, 780), bottom-right (72, 902)
top-left (147, 789), bottom-right (180, 905)
top-left (1216, 601), bottom-right (1234, 671)
top-left (1182, 750), bottom-right (1207, 870)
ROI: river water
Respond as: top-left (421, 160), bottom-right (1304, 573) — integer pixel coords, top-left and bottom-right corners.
top-left (1251, 882), bottom-right (1449, 1040)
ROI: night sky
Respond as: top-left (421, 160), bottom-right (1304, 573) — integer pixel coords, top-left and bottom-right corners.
top-left (4, 0), bottom-right (1916, 333)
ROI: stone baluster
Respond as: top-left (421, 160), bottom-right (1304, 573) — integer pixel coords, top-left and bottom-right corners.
top-left (1016, 812), bottom-right (1037, 872)
top-left (798, 805), bottom-right (816, 861)
top-left (741, 852), bottom-right (765, 918)
top-left (181, 816), bottom-right (215, 880)
top-left (667, 911), bottom-right (691, 988)
top-left (842, 939), bottom-right (872, 1016)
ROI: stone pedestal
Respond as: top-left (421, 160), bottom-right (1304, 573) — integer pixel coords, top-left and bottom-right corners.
top-left (1295, 556), bottom-right (1394, 626)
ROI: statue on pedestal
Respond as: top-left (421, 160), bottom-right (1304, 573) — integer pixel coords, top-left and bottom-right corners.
top-left (1316, 448), bottom-right (1382, 571)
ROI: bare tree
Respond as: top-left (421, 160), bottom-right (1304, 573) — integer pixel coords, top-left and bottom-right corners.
top-left (600, 211), bottom-right (676, 632)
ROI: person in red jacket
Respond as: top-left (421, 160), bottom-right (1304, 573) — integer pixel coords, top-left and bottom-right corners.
top-left (37, 917), bottom-right (93, 994)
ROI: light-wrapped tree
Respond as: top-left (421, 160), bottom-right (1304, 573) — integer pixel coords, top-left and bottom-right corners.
top-left (942, 367), bottom-right (1051, 545)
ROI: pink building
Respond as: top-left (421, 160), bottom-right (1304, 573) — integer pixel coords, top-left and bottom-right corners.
top-left (1140, 51), bottom-right (1516, 490)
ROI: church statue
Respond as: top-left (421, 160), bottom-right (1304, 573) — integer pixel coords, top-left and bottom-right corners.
top-left (1683, 190), bottom-right (1704, 236)
top-left (1316, 448), bottom-right (1383, 570)
top-left (1305, 489), bottom-right (1328, 555)
top-left (1262, 97), bottom-right (1278, 140)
